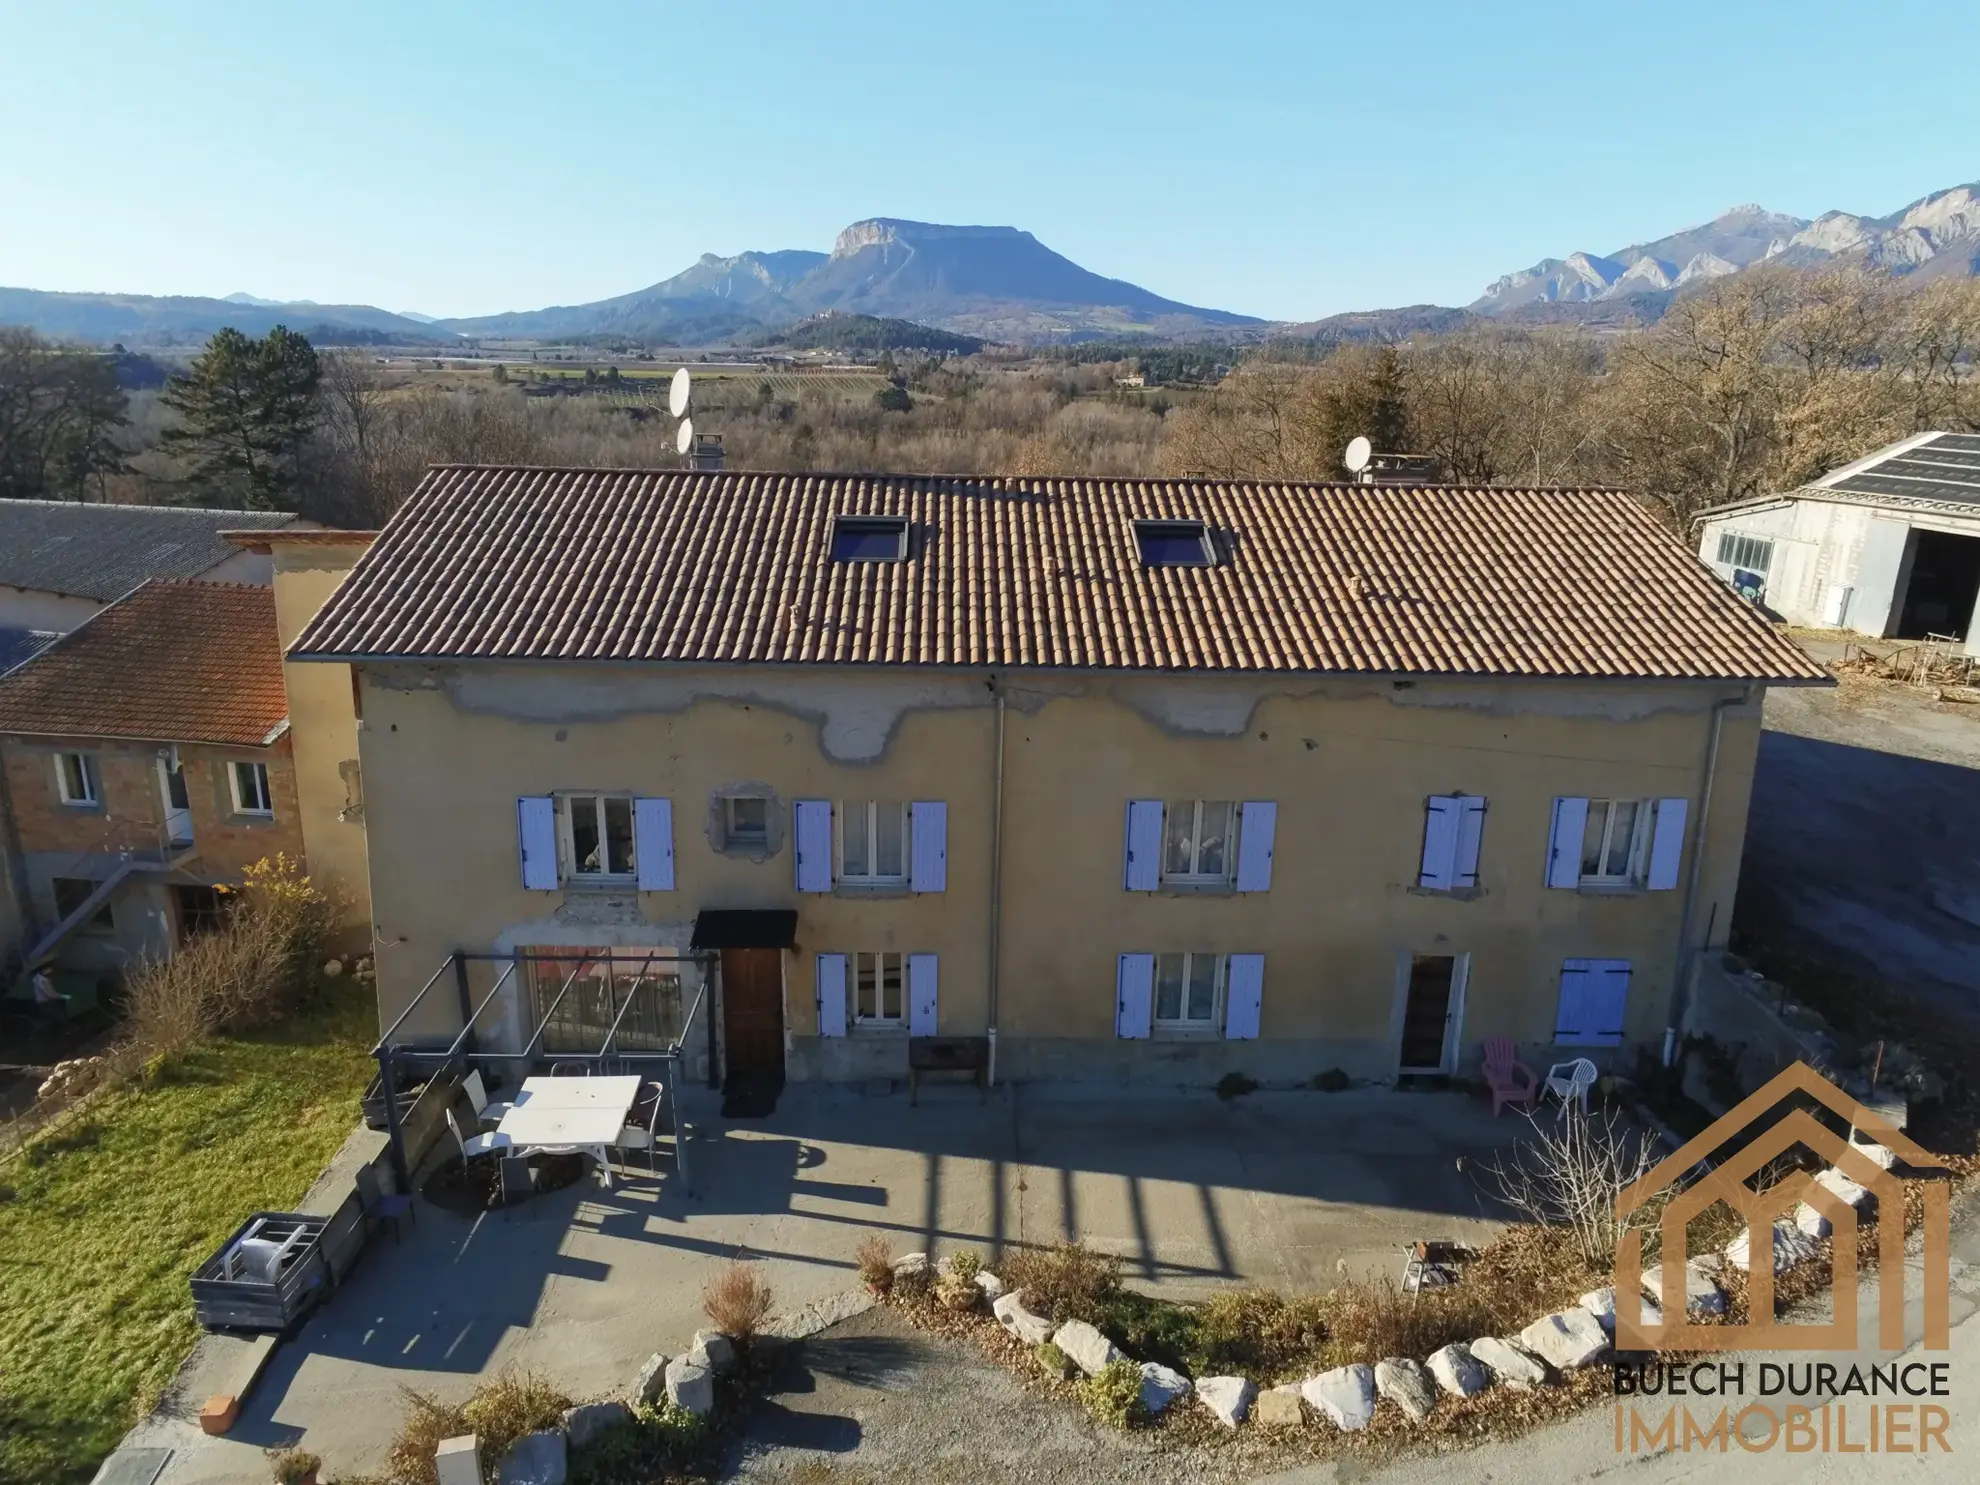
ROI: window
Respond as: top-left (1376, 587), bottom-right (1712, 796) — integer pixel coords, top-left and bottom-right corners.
top-left (831, 515), bottom-right (909, 563)
top-left (840, 799), bottom-right (908, 884)
top-left (724, 796), bottom-right (769, 848)
top-left (1164, 799), bottom-right (1235, 883)
top-left (55, 752), bottom-right (97, 806)
top-left (1715, 532), bottom-right (1773, 573)
top-left (1153, 952), bottom-right (1224, 1028)
top-left (173, 884), bottom-right (228, 941)
top-left (523, 948), bottom-right (683, 1052)
top-left (1579, 798), bottom-right (1650, 885)
top-left (53, 876), bottom-right (113, 931)
top-left (1134, 519), bottom-right (1213, 567)
top-left (563, 793), bottom-right (635, 879)
top-left (230, 760), bottom-right (274, 816)
top-left (853, 950), bottom-right (905, 1027)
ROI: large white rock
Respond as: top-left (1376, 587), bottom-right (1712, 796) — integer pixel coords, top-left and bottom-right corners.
top-left (498, 1430), bottom-right (567, 1485)
top-left (1195, 1375), bottom-right (1255, 1428)
top-left (1724, 1221), bottom-right (1819, 1274)
top-left (664, 1355), bottom-right (714, 1417)
top-left (993, 1292), bottom-right (1054, 1345)
top-left (1581, 1286), bottom-right (1662, 1336)
top-left (1640, 1259), bottom-right (1727, 1317)
top-left (562, 1400), bottom-right (630, 1451)
top-left (1470, 1337), bottom-right (1547, 1388)
top-left (1300, 1364), bottom-right (1377, 1430)
top-left (1426, 1342), bottom-right (1489, 1397)
top-left (1850, 1140), bottom-right (1898, 1170)
top-left (1051, 1319), bottom-right (1122, 1377)
top-left (633, 1352), bottom-right (669, 1405)
top-left (1796, 1167), bottom-right (1875, 1238)
top-left (1138, 1362), bottom-right (1192, 1415)
top-left (689, 1330), bottom-right (735, 1372)
top-left (974, 1271), bottom-right (1005, 1302)
top-left (1374, 1357), bottom-right (1436, 1421)
top-left (1518, 1309), bottom-right (1610, 1372)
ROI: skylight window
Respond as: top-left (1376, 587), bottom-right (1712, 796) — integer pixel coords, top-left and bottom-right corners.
top-left (831, 516), bottom-right (910, 563)
top-left (1135, 520), bottom-right (1214, 567)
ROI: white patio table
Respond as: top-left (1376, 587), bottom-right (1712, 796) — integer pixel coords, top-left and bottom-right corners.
top-left (496, 1075), bottom-right (642, 1189)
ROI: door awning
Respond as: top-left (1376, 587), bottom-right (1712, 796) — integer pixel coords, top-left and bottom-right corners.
top-left (691, 909), bottom-right (799, 951)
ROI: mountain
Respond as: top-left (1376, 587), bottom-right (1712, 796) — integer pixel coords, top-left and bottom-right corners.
top-left (1472, 184), bottom-right (1980, 316)
top-left (437, 219), bottom-right (1260, 343)
top-left (0, 286), bottom-right (450, 346)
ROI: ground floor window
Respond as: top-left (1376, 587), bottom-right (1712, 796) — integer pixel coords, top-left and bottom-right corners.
top-left (853, 950), bottom-right (905, 1027)
top-left (522, 948), bottom-right (683, 1053)
top-left (52, 876), bottom-right (113, 931)
top-left (173, 884), bottom-right (228, 941)
top-left (1153, 951), bottom-right (1223, 1028)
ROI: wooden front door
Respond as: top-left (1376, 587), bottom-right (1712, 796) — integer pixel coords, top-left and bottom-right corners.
top-left (1399, 954), bottom-right (1461, 1072)
top-left (721, 948), bottom-right (785, 1078)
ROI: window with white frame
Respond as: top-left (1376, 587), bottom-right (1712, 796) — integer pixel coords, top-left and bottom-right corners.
top-left (1153, 951), bottom-right (1224, 1029)
top-left (1714, 532), bottom-right (1773, 573)
top-left (853, 950), bottom-right (905, 1027)
top-left (1163, 799), bottom-right (1236, 883)
top-left (1580, 798), bottom-right (1650, 885)
top-left (229, 760), bottom-right (273, 817)
top-left (562, 792), bottom-right (635, 880)
top-left (54, 752), bottom-right (97, 806)
top-left (839, 800), bottom-right (908, 885)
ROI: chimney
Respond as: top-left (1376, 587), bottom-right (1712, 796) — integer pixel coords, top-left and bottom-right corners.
top-left (689, 433), bottom-right (725, 473)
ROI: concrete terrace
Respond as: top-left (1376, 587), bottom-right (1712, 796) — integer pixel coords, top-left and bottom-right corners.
top-left (132, 1082), bottom-right (1523, 1483)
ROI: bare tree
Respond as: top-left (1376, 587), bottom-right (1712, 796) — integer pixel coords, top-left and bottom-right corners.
top-left (1479, 1104), bottom-right (1668, 1267)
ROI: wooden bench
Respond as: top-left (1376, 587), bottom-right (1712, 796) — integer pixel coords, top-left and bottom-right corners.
top-left (908, 1036), bottom-right (989, 1105)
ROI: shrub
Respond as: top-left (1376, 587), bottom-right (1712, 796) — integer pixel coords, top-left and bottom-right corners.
top-left (1078, 1358), bottom-right (1145, 1428)
top-left (934, 1249), bottom-right (982, 1311)
top-left (569, 1402), bottom-right (707, 1484)
top-left (1034, 1340), bottom-right (1076, 1378)
top-left (1192, 1288), bottom-right (1331, 1380)
top-left (1312, 1275), bottom-right (1498, 1370)
top-left (1479, 1103), bottom-right (1667, 1266)
top-left (387, 1371), bottom-right (569, 1485)
top-left (854, 1234), bottom-right (894, 1295)
top-left (1313, 1068), bottom-right (1351, 1092)
top-left (1001, 1241), bottom-right (1121, 1322)
top-left (267, 1448), bottom-right (320, 1483)
top-left (702, 1260), bottom-right (774, 1343)
top-left (1089, 1291), bottom-right (1201, 1373)
top-left (1214, 1071), bottom-right (1259, 1101)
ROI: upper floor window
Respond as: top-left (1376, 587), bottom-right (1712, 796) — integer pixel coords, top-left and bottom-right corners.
top-left (1580, 798), bottom-right (1650, 886)
top-left (1164, 799), bottom-right (1235, 884)
top-left (55, 752), bottom-right (98, 807)
top-left (1715, 532), bottom-right (1773, 573)
top-left (840, 799), bottom-right (908, 885)
top-left (724, 795), bottom-right (769, 849)
top-left (230, 761), bottom-right (274, 817)
top-left (1134, 519), bottom-right (1213, 567)
top-left (831, 516), bottom-right (909, 563)
top-left (564, 792), bottom-right (634, 879)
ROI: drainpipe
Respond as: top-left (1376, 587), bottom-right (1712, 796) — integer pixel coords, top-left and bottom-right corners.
top-left (1667, 685), bottom-right (1748, 1062)
top-left (985, 677), bottom-right (1008, 1087)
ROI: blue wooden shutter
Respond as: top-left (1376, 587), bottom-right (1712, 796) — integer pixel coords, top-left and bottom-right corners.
top-left (1420, 796), bottom-right (1460, 889)
top-left (910, 801), bottom-right (947, 892)
top-left (1123, 800), bottom-right (1163, 891)
top-left (795, 800), bottom-right (832, 892)
top-left (1224, 953), bottom-right (1264, 1039)
top-left (1115, 953), bottom-right (1154, 1038)
top-left (909, 953), bottom-right (938, 1036)
top-left (634, 797), bottom-right (675, 890)
top-left (1547, 797), bottom-right (1588, 889)
top-left (518, 797), bottom-right (558, 890)
top-left (816, 953), bottom-right (847, 1037)
top-left (1235, 802), bottom-right (1276, 892)
top-left (1646, 798), bottom-right (1687, 890)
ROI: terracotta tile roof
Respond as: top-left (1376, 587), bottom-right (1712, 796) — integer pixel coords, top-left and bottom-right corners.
top-left (0, 581), bottom-right (288, 745)
top-left (290, 467), bottom-right (1827, 683)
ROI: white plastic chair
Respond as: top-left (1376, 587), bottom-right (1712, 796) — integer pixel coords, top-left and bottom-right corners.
top-left (462, 1068), bottom-right (515, 1129)
top-left (1544, 1058), bottom-right (1599, 1113)
top-left (447, 1107), bottom-right (512, 1162)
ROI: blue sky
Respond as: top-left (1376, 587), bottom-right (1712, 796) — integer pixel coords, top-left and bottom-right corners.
top-left (1, 2), bottom-right (1971, 323)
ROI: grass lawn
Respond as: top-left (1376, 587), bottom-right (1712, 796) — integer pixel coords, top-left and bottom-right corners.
top-left (0, 987), bottom-right (375, 1485)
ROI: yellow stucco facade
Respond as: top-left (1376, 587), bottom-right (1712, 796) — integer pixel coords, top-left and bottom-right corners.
top-left (346, 658), bottom-right (1762, 1085)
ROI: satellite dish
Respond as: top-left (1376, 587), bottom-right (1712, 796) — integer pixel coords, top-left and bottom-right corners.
top-left (668, 367), bottom-right (692, 419)
top-left (676, 417), bottom-right (695, 456)
top-left (1344, 436), bottom-right (1373, 474)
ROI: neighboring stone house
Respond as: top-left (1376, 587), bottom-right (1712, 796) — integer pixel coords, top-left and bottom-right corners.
top-left (0, 581), bottom-right (305, 980)
top-left (1696, 432), bottom-right (1980, 652)
top-left (0, 499), bottom-right (300, 674)
top-left (289, 466), bottom-right (1826, 1086)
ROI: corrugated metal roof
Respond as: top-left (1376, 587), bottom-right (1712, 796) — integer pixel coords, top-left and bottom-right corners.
top-left (0, 500), bottom-right (297, 601)
top-left (0, 580), bottom-right (288, 745)
top-left (291, 466), bottom-right (1826, 683)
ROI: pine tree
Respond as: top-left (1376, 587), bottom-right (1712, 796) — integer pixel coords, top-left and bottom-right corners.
top-left (159, 325), bottom-right (321, 509)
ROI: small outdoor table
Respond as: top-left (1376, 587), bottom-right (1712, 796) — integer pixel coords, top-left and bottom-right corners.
top-left (496, 1075), bottom-right (642, 1188)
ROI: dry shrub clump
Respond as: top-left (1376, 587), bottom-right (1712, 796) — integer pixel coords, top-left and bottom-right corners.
top-left (1001, 1241), bottom-right (1122, 1321)
top-left (1192, 1288), bottom-right (1331, 1381)
top-left (387, 1370), bottom-right (569, 1485)
top-left (934, 1249), bottom-right (983, 1312)
top-left (854, 1234), bottom-right (894, 1295)
top-left (702, 1259), bottom-right (775, 1343)
top-left (1078, 1357), bottom-right (1146, 1428)
top-left (122, 854), bottom-right (339, 1060)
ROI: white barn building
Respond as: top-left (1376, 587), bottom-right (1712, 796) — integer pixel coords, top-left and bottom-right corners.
top-left (1696, 432), bottom-right (1980, 654)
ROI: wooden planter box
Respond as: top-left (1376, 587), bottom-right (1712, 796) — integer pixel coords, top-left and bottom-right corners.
top-left (190, 1213), bottom-right (331, 1332)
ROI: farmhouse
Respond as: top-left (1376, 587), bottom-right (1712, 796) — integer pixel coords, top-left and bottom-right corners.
top-left (1697, 431), bottom-right (1980, 652)
top-left (288, 467), bottom-right (1824, 1087)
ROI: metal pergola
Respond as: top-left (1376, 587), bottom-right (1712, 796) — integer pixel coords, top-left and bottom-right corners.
top-left (372, 948), bottom-right (711, 1194)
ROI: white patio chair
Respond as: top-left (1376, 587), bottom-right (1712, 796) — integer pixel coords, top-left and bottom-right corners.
top-left (447, 1107), bottom-right (512, 1163)
top-left (462, 1068), bottom-right (515, 1129)
top-left (1544, 1057), bottom-right (1599, 1113)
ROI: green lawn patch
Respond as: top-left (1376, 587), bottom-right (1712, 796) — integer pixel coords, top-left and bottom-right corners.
top-left (0, 987), bottom-right (375, 1485)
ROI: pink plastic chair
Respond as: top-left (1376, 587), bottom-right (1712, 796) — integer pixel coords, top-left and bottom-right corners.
top-left (1482, 1036), bottom-right (1539, 1117)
